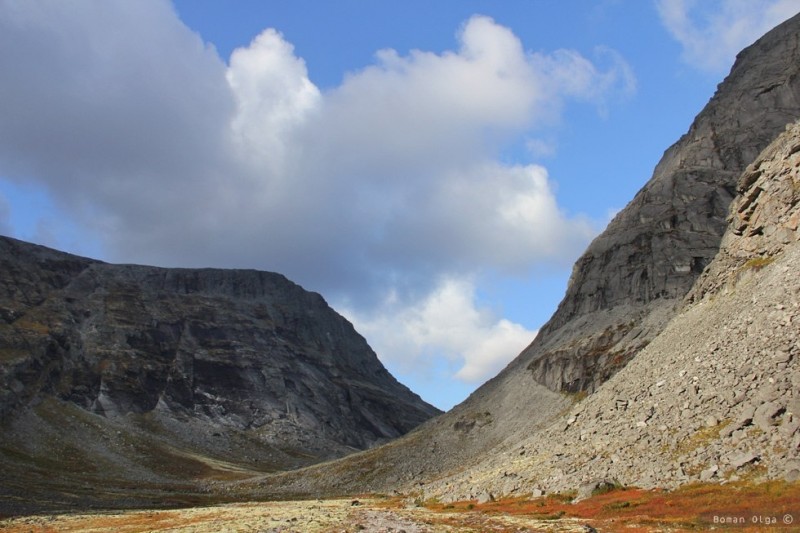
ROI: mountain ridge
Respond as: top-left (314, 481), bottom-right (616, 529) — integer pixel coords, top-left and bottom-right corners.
top-left (0, 234), bottom-right (439, 513)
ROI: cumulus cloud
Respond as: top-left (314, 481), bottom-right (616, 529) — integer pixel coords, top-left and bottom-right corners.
top-left (343, 276), bottom-right (537, 384)
top-left (0, 0), bottom-right (235, 252)
top-left (0, 3), bottom-right (636, 391)
top-left (226, 28), bottom-right (321, 175)
top-left (656, 0), bottom-right (800, 73)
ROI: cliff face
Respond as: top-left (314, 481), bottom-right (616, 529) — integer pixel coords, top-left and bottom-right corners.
top-left (688, 120), bottom-right (800, 301)
top-left (0, 235), bottom-right (439, 512)
top-left (525, 12), bottom-right (800, 393)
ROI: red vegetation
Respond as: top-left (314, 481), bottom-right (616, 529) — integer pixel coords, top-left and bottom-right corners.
top-left (427, 480), bottom-right (800, 531)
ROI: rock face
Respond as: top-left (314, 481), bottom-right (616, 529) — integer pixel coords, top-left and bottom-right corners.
top-left (0, 235), bottom-right (439, 512)
top-left (240, 13), bottom-right (800, 500)
top-left (688, 120), bottom-right (800, 301)
top-left (525, 12), bottom-right (800, 393)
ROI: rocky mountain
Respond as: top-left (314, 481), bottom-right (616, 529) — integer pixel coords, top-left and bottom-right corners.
top-left (242, 12), bottom-right (800, 499)
top-left (525, 10), bottom-right (800, 394)
top-left (0, 236), bottom-right (439, 512)
top-left (422, 118), bottom-right (800, 502)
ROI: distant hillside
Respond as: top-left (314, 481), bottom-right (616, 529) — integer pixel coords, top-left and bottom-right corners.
top-left (0, 236), bottom-right (439, 514)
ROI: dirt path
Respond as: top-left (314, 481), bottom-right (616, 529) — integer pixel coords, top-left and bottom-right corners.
top-left (0, 499), bottom-right (592, 532)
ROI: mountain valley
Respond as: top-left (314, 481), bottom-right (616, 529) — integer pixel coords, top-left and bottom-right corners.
top-left (2, 9), bottom-right (800, 533)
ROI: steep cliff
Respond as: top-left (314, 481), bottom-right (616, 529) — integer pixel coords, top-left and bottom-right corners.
top-left (0, 236), bottom-right (438, 512)
top-left (525, 12), bottom-right (800, 393)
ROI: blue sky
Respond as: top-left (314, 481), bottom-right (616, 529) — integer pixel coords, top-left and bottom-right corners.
top-left (1, 1), bottom-right (798, 410)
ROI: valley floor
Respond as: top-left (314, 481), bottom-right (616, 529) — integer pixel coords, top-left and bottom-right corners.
top-left (1, 481), bottom-right (797, 532)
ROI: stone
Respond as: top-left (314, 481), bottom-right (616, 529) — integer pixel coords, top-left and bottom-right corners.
top-left (754, 402), bottom-right (784, 431)
top-left (737, 404), bottom-right (757, 426)
top-left (730, 452), bottom-right (760, 469)
top-left (785, 399), bottom-right (800, 417)
top-left (476, 491), bottom-right (494, 504)
top-left (756, 385), bottom-right (781, 403)
top-left (786, 469), bottom-right (800, 482)
top-left (780, 417), bottom-right (800, 438)
top-left (576, 480), bottom-right (617, 501)
top-left (700, 465), bottom-right (719, 481)
top-left (531, 488), bottom-right (545, 498)
top-left (774, 350), bottom-right (792, 363)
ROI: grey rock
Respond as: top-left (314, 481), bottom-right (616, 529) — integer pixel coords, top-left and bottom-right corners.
top-left (738, 404), bottom-right (757, 426)
top-left (786, 399), bottom-right (800, 417)
top-left (756, 385), bottom-right (781, 403)
top-left (786, 469), bottom-right (800, 482)
top-left (730, 451), bottom-right (761, 469)
top-left (699, 465), bottom-right (719, 481)
top-left (476, 491), bottom-right (494, 504)
top-left (780, 417), bottom-right (800, 438)
top-left (575, 480), bottom-right (617, 501)
top-left (754, 402), bottom-right (784, 431)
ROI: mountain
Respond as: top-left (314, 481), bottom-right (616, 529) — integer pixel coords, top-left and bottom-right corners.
top-left (526, 10), bottom-right (800, 394)
top-left (423, 117), bottom-right (800, 502)
top-left (0, 236), bottom-right (439, 513)
top-left (246, 12), bottom-right (800, 499)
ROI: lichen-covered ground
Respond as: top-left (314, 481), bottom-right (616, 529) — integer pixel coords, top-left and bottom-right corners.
top-left (1, 481), bottom-right (797, 532)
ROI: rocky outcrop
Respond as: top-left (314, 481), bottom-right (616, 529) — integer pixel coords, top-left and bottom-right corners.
top-left (526, 12), bottom-right (800, 393)
top-left (0, 235), bottom-right (439, 513)
top-left (688, 120), bottom-right (800, 301)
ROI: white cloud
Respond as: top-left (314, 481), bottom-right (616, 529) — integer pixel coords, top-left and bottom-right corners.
top-left (0, 4), bottom-right (635, 391)
top-left (344, 276), bottom-right (537, 384)
top-left (656, 0), bottom-right (800, 72)
top-left (526, 138), bottom-right (558, 159)
top-left (226, 28), bottom-right (321, 176)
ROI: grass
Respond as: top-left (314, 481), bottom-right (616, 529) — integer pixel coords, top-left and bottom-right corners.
top-left (565, 390), bottom-right (589, 402)
top-left (662, 419), bottom-right (730, 461)
top-left (743, 255), bottom-right (776, 270)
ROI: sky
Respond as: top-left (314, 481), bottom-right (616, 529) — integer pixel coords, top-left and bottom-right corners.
top-left (1, 0), bottom-right (798, 411)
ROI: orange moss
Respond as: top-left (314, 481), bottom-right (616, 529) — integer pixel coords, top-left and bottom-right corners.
top-left (426, 480), bottom-right (800, 531)
top-left (0, 509), bottom-right (235, 533)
